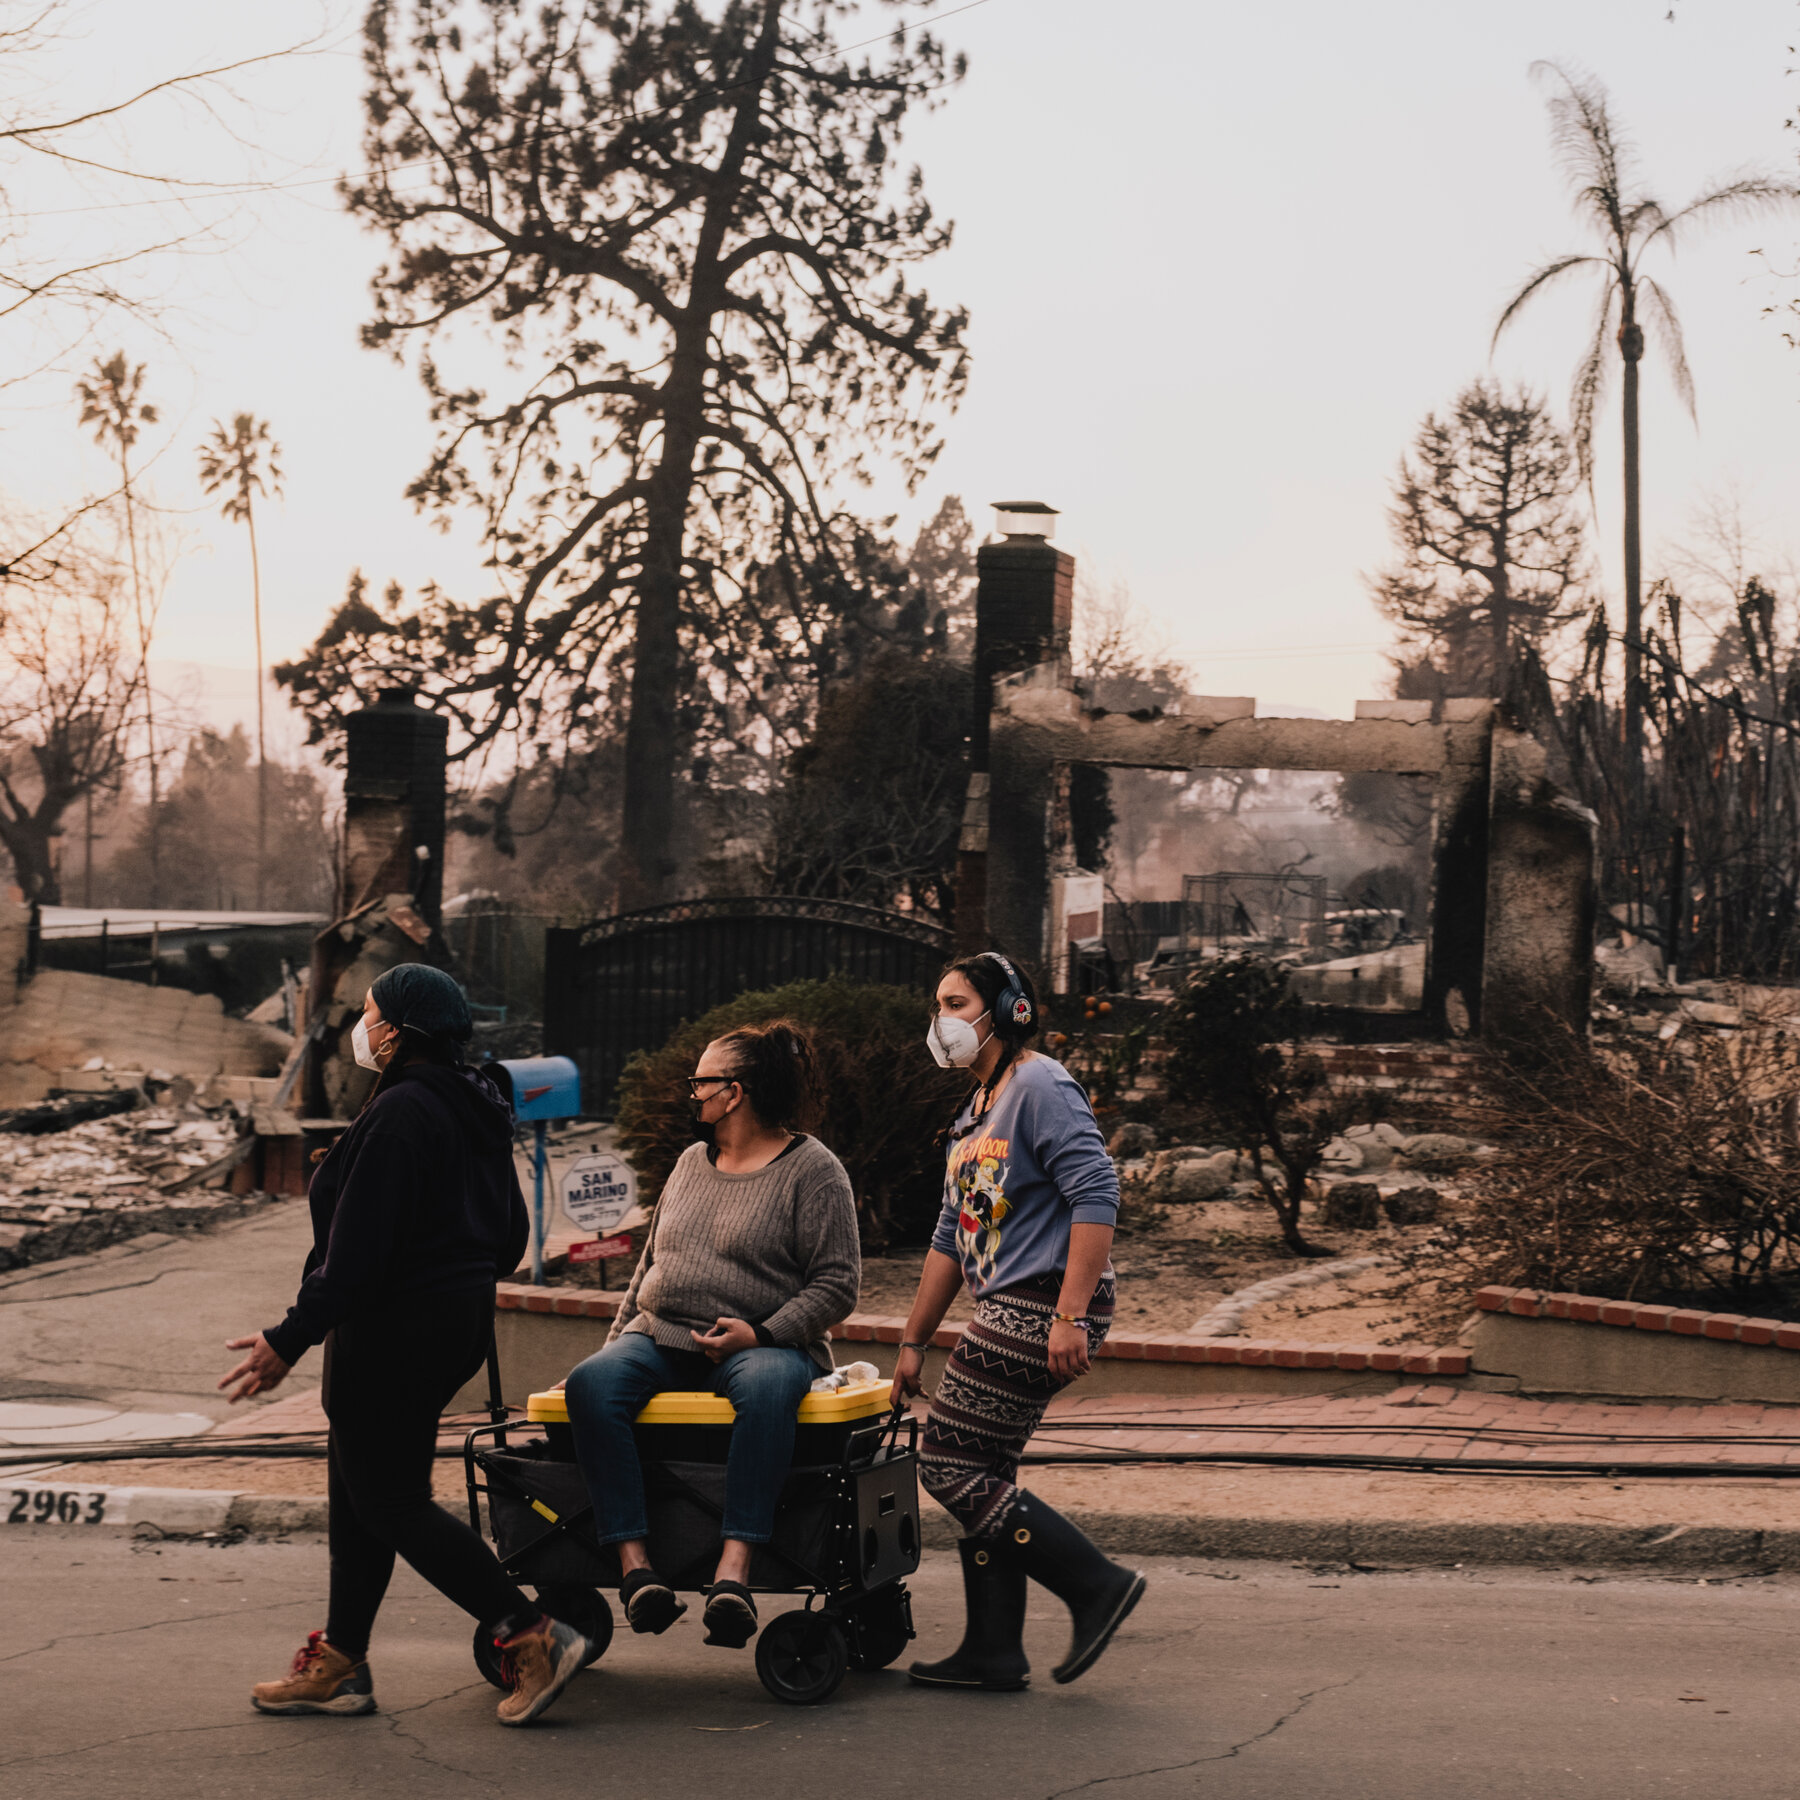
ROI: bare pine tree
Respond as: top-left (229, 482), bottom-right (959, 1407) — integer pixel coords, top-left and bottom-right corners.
top-left (302, 0), bottom-right (969, 908)
top-left (1371, 378), bottom-right (1587, 692)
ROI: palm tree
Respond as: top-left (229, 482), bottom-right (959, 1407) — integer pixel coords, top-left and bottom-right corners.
top-left (198, 414), bottom-right (283, 908)
top-left (1493, 63), bottom-right (1800, 773)
top-left (76, 353), bottom-right (161, 901)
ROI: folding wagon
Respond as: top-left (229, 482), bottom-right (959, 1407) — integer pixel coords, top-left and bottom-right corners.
top-left (463, 1373), bottom-right (923, 1705)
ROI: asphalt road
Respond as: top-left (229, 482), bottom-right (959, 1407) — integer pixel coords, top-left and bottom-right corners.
top-left (4, 1541), bottom-right (1798, 1800)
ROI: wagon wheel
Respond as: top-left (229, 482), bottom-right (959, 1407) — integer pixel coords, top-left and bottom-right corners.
top-left (755, 1609), bottom-right (848, 1705)
top-left (842, 1583), bottom-right (915, 1672)
top-left (472, 1588), bottom-right (614, 1689)
top-left (535, 1584), bottom-right (614, 1668)
top-left (472, 1622), bottom-right (508, 1690)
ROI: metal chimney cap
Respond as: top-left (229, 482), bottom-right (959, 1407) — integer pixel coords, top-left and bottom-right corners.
top-left (991, 501), bottom-right (1059, 539)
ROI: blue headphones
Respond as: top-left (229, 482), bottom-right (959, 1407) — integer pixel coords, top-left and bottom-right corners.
top-left (980, 951), bottom-right (1037, 1036)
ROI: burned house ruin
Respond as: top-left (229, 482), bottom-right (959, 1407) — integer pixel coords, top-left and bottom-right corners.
top-left (954, 509), bottom-right (1597, 1044)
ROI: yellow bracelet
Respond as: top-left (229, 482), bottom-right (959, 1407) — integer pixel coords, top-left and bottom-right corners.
top-left (1052, 1312), bottom-right (1088, 1327)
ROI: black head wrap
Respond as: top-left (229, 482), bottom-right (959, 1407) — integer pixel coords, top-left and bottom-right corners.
top-left (369, 963), bottom-right (473, 1046)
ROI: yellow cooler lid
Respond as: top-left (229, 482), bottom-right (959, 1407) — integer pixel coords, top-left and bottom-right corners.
top-left (525, 1377), bottom-right (891, 1428)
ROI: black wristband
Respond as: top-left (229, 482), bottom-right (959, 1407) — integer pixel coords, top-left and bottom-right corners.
top-left (753, 1322), bottom-right (777, 1348)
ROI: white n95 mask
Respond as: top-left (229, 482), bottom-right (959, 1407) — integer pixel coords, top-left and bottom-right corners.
top-left (926, 1008), bottom-right (991, 1069)
top-left (351, 1017), bottom-right (384, 1072)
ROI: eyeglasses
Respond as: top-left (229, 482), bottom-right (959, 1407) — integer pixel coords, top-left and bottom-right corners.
top-left (685, 1076), bottom-right (739, 1096)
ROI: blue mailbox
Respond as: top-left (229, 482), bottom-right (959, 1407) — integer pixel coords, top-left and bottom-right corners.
top-left (493, 1055), bottom-right (583, 1284)
top-left (493, 1055), bottom-right (581, 1122)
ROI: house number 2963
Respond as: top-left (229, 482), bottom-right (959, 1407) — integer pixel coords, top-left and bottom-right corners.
top-left (7, 1489), bottom-right (107, 1525)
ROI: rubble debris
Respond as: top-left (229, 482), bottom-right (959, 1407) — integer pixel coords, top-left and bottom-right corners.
top-left (0, 1089), bottom-right (139, 1136)
top-left (1343, 1122), bottom-right (1401, 1171)
top-left (1682, 1000), bottom-right (1742, 1028)
top-left (1382, 1186), bottom-right (1441, 1226)
top-left (1322, 1182), bottom-right (1383, 1230)
top-left (0, 935), bottom-right (292, 1108)
top-left (1595, 938), bottom-right (1665, 997)
top-left (1107, 1120), bottom-right (1156, 1159)
top-left (1134, 1144), bottom-right (1242, 1202)
top-left (1151, 1160), bottom-right (1231, 1203)
top-left (1285, 940), bottom-right (1425, 1013)
top-left (0, 1071), bottom-right (295, 1268)
top-left (0, 1190), bottom-right (281, 1271)
top-left (1398, 1132), bottom-right (1481, 1171)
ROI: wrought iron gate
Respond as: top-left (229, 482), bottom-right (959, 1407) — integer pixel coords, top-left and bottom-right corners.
top-left (544, 895), bottom-right (952, 1115)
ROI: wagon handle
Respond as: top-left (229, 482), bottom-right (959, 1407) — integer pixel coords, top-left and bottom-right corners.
top-left (483, 1330), bottom-right (514, 1447)
top-left (880, 1402), bottom-right (919, 1456)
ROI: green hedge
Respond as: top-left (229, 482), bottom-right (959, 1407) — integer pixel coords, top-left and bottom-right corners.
top-left (614, 977), bottom-right (968, 1250)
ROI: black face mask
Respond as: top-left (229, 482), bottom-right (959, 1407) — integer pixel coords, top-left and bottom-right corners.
top-left (692, 1101), bottom-right (716, 1148)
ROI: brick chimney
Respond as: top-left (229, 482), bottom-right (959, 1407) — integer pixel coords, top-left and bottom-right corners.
top-left (340, 688), bottom-right (449, 929)
top-left (955, 503), bottom-right (1073, 954)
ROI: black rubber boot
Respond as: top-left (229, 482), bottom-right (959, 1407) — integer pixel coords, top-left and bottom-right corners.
top-left (1002, 1491), bottom-right (1145, 1685)
top-left (908, 1536), bottom-right (1030, 1691)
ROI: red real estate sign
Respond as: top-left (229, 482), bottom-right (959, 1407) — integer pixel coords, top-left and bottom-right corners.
top-left (569, 1234), bottom-right (634, 1265)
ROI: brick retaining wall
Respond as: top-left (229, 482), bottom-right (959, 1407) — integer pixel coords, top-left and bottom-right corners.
top-left (1472, 1285), bottom-right (1800, 1403)
top-left (470, 1282), bottom-right (1469, 1404)
top-left (1305, 1042), bottom-right (1490, 1103)
top-left (1476, 1285), bottom-right (1800, 1350)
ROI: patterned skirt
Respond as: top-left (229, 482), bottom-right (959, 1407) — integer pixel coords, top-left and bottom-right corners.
top-left (917, 1270), bottom-right (1116, 1540)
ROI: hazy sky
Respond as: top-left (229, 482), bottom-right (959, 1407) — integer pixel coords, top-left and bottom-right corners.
top-left (5, 0), bottom-right (1799, 738)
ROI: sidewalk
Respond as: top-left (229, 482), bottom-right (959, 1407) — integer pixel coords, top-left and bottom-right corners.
top-left (19, 1383), bottom-right (1800, 1568)
top-left (1034, 1385), bottom-right (1800, 1470)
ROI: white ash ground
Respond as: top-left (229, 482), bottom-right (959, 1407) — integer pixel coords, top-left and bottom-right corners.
top-left (854, 1181), bottom-right (1474, 1344)
top-left (0, 1084), bottom-right (280, 1269)
top-left (0, 1110), bottom-right (242, 1221)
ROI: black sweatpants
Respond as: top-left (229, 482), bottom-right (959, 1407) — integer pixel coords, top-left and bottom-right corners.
top-left (322, 1288), bottom-right (533, 1660)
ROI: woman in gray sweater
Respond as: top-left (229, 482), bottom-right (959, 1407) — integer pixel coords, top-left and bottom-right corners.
top-left (564, 1022), bottom-right (859, 1650)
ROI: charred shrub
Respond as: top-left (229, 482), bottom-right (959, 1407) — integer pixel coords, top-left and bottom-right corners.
top-left (1434, 1020), bottom-right (1800, 1306)
top-left (1160, 956), bottom-right (1362, 1256)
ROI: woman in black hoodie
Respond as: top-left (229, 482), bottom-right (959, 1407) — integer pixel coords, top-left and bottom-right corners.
top-left (220, 963), bottom-right (591, 1728)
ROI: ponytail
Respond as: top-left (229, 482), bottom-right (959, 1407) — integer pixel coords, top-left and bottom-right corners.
top-left (716, 1020), bottom-right (823, 1132)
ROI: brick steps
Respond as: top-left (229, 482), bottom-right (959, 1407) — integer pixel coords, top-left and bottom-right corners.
top-left (1305, 1042), bottom-right (1490, 1101)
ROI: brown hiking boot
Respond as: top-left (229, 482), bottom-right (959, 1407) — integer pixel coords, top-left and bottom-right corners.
top-left (494, 1615), bottom-right (591, 1727)
top-left (251, 1631), bottom-right (376, 1715)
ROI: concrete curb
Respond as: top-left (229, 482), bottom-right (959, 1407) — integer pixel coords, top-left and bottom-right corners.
top-left (1, 1481), bottom-right (329, 1536)
top-left (2, 1481), bottom-right (239, 1534)
top-left (13, 1481), bottom-right (1798, 1570)
top-left (226, 1493), bottom-right (330, 1534)
top-left (930, 1512), bottom-right (1800, 1571)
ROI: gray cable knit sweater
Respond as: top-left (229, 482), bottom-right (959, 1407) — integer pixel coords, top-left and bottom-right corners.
top-left (607, 1135), bottom-right (860, 1372)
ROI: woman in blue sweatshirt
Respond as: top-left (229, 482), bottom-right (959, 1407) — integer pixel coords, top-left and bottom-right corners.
top-left (219, 963), bottom-right (590, 1728)
top-left (891, 952), bottom-right (1146, 1693)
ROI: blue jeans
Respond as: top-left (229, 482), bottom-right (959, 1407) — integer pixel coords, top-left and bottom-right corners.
top-left (564, 1333), bottom-right (816, 1546)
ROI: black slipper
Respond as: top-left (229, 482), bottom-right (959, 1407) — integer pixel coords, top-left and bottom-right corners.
top-left (701, 1580), bottom-right (758, 1649)
top-left (620, 1568), bottom-right (686, 1635)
